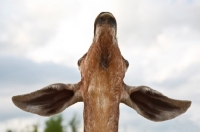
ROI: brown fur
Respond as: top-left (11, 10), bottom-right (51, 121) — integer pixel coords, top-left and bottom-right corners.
top-left (80, 22), bottom-right (126, 131)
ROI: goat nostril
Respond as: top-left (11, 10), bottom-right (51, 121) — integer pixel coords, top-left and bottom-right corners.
top-left (108, 17), bottom-right (116, 26)
top-left (98, 17), bottom-right (106, 25)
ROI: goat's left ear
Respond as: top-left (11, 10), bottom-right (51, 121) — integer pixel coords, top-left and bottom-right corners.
top-left (12, 83), bottom-right (82, 116)
top-left (121, 84), bottom-right (191, 122)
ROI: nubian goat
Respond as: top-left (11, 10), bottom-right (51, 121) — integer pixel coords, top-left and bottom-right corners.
top-left (12, 12), bottom-right (191, 132)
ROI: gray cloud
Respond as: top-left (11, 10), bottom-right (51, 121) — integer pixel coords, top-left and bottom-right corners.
top-left (152, 61), bottom-right (200, 89)
top-left (0, 55), bottom-right (80, 87)
top-left (0, 54), bottom-right (81, 107)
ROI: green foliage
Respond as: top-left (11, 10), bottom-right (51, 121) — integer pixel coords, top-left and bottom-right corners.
top-left (68, 114), bottom-right (80, 132)
top-left (12, 113), bottom-right (80, 132)
top-left (44, 115), bottom-right (63, 132)
top-left (32, 124), bottom-right (38, 132)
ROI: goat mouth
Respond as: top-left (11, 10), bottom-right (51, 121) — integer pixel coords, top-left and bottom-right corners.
top-left (96, 13), bottom-right (116, 27)
top-left (94, 12), bottom-right (117, 34)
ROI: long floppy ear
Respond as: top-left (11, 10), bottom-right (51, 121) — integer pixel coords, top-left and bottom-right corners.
top-left (12, 83), bottom-right (82, 116)
top-left (121, 84), bottom-right (191, 122)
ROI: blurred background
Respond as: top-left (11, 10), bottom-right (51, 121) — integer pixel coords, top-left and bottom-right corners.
top-left (0, 0), bottom-right (200, 132)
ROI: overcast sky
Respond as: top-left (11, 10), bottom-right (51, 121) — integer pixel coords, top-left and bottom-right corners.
top-left (0, 0), bottom-right (200, 132)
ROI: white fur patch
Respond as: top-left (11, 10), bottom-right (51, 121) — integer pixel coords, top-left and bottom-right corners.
top-left (94, 26), bottom-right (117, 43)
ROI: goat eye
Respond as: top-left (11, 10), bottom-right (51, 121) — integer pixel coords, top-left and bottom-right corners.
top-left (125, 60), bottom-right (129, 68)
top-left (108, 17), bottom-right (116, 26)
top-left (78, 58), bottom-right (82, 66)
top-left (78, 53), bottom-right (87, 66)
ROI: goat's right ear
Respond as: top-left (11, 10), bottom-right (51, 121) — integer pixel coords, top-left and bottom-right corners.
top-left (121, 84), bottom-right (191, 122)
top-left (12, 83), bottom-right (82, 116)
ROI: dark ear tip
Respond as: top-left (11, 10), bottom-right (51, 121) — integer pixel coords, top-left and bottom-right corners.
top-left (12, 96), bottom-right (16, 102)
top-left (12, 96), bottom-right (18, 105)
top-left (187, 100), bottom-right (192, 108)
top-left (181, 100), bottom-right (192, 113)
top-left (12, 95), bottom-right (21, 106)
